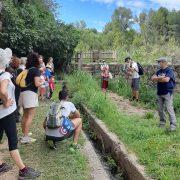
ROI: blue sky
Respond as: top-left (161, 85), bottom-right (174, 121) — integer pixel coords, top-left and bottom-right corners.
top-left (56, 0), bottom-right (180, 31)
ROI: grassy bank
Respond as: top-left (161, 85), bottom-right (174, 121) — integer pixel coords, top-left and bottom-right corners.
top-left (2, 99), bottom-right (90, 179)
top-left (65, 71), bottom-right (180, 180)
top-left (108, 76), bottom-right (180, 115)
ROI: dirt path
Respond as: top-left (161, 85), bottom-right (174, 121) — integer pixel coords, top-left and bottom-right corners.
top-left (108, 92), bottom-right (155, 117)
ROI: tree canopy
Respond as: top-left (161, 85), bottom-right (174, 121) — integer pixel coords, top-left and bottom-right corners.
top-left (0, 0), bottom-right (80, 69)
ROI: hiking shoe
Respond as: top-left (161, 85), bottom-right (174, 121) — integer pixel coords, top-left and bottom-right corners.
top-left (169, 125), bottom-right (176, 132)
top-left (47, 140), bottom-right (56, 150)
top-left (19, 167), bottom-right (41, 179)
top-left (0, 163), bottom-right (12, 175)
top-left (20, 137), bottom-right (36, 144)
top-left (28, 132), bottom-right (33, 137)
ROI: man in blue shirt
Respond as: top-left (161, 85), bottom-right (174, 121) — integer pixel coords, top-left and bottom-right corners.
top-left (151, 57), bottom-right (176, 131)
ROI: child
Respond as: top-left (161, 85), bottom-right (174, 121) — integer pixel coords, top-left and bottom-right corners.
top-left (101, 66), bottom-right (112, 92)
top-left (43, 89), bottom-right (82, 151)
top-left (48, 76), bottom-right (55, 99)
top-left (39, 74), bottom-right (46, 100)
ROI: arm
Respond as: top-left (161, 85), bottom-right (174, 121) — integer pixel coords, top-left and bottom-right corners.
top-left (151, 75), bottom-right (170, 83)
top-left (0, 79), bottom-right (14, 108)
top-left (69, 110), bottom-right (80, 119)
top-left (34, 76), bottom-right (43, 87)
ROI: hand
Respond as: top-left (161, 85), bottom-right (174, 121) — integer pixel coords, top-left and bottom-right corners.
top-left (4, 99), bottom-right (14, 108)
top-left (151, 75), bottom-right (157, 81)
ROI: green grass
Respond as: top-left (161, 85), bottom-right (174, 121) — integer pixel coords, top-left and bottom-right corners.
top-left (108, 75), bottom-right (180, 114)
top-left (2, 99), bottom-right (90, 179)
top-left (64, 71), bottom-right (180, 180)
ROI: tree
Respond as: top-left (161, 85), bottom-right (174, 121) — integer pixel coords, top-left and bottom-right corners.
top-left (0, 0), bottom-right (79, 71)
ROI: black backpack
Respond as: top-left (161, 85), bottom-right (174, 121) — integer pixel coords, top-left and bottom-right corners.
top-left (137, 62), bottom-right (144, 75)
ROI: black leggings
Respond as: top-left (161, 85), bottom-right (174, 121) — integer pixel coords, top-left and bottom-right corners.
top-left (0, 111), bottom-right (18, 151)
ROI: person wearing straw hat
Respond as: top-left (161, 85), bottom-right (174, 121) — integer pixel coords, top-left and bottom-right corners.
top-left (0, 48), bottom-right (41, 178)
top-left (151, 57), bottom-right (176, 131)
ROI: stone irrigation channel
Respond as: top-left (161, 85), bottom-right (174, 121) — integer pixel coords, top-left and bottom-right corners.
top-left (81, 105), bottom-right (152, 180)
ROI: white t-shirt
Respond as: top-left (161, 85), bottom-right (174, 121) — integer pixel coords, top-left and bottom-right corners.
top-left (0, 72), bottom-right (16, 119)
top-left (45, 101), bottom-right (77, 137)
top-left (131, 62), bottom-right (140, 79)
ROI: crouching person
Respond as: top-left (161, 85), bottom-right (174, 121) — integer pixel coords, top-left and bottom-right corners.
top-left (44, 90), bottom-right (82, 151)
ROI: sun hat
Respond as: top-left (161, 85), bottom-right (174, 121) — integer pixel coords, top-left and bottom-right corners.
top-left (0, 48), bottom-right (12, 68)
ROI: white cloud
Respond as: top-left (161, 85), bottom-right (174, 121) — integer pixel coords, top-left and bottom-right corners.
top-left (81, 0), bottom-right (180, 11)
top-left (151, 0), bottom-right (180, 10)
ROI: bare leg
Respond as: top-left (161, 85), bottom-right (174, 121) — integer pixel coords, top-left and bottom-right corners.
top-left (22, 108), bottom-right (36, 136)
top-left (71, 118), bottom-right (82, 144)
top-left (134, 90), bottom-right (139, 100)
top-left (10, 150), bottom-right (25, 170)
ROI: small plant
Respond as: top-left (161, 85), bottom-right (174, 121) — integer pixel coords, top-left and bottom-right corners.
top-left (144, 112), bottom-right (154, 119)
top-left (104, 154), bottom-right (118, 174)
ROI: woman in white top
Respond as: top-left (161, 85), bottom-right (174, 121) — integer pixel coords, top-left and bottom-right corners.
top-left (0, 48), bottom-right (40, 178)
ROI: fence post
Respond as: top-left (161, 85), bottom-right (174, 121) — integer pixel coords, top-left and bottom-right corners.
top-left (78, 53), bottom-right (83, 70)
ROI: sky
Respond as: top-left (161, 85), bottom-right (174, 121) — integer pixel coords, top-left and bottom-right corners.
top-left (56, 0), bottom-right (180, 32)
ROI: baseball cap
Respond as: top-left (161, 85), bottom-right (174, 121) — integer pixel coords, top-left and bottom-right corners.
top-left (157, 57), bottom-right (171, 63)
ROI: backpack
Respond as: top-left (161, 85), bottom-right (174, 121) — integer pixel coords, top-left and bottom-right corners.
top-left (137, 62), bottom-right (144, 75)
top-left (16, 69), bottom-right (29, 88)
top-left (16, 67), bottom-right (34, 88)
top-left (46, 102), bottom-right (63, 129)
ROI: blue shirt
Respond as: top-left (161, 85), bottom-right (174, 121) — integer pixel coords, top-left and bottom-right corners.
top-left (156, 67), bottom-right (176, 95)
top-left (44, 69), bottom-right (51, 79)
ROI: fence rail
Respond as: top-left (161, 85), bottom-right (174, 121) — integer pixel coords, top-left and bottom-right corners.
top-left (73, 51), bottom-right (117, 63)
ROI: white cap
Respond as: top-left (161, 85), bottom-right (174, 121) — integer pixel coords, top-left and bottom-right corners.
top-left (0, 48), bottom-right (12, 68)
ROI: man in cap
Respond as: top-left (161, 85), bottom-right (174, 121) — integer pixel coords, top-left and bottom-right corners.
top-left (151, 57), bottom-right (176, 131)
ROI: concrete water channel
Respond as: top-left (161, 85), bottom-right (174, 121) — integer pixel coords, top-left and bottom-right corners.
top-left (81, 105), bottom-right (152, 180)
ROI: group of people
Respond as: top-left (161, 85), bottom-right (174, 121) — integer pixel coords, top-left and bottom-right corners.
top-left (0, 46), bottom-right (177, 178)
top-left (0, 48), bottom-right (41, 178)
top-left (39, 56), bottom-right (55, 100)
top-left (124, 57), bottom-right (177, 131)
top-left (0, 47), bottom-right (82, 178)
top-left (100, 57), bottom-right (177, 132)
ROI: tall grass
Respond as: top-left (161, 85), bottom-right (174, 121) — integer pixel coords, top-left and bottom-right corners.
top-left (65, 71), bottom-right (180, 180)
top-left (109, 75), bottom-right (180, 114)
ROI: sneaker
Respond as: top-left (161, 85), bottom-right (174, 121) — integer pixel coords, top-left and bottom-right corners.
top-left (19, 133), bottom-right (32, 140)
top-left (28, 132), bottom-right (33, 137)
top-left (0, 163), bottom-right (12, 175)
top-left (20, 136), bottom-right (36, 144)
top-left (47, 140), bottom-right (56, 150)
top-left (169, 125), bottom-right (176, 132)
top-left (19, 167), bottom-right (41, 179)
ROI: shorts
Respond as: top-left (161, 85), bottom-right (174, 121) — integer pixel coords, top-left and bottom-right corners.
top-left (45, 130), bottom-right (74, 142)
top-left (131, 78), bottom-right (140, 91)
top-left (19, 90), bottom-right (39, 109)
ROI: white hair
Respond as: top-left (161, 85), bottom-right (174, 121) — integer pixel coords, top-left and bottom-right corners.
top-left (20, 57), bottom-right (27, 65)
top-left (0, 48), bottom-right (12, 68)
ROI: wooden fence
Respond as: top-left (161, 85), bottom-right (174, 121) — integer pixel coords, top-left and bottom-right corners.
top-left (73, 51), bottom-right (117, 63)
